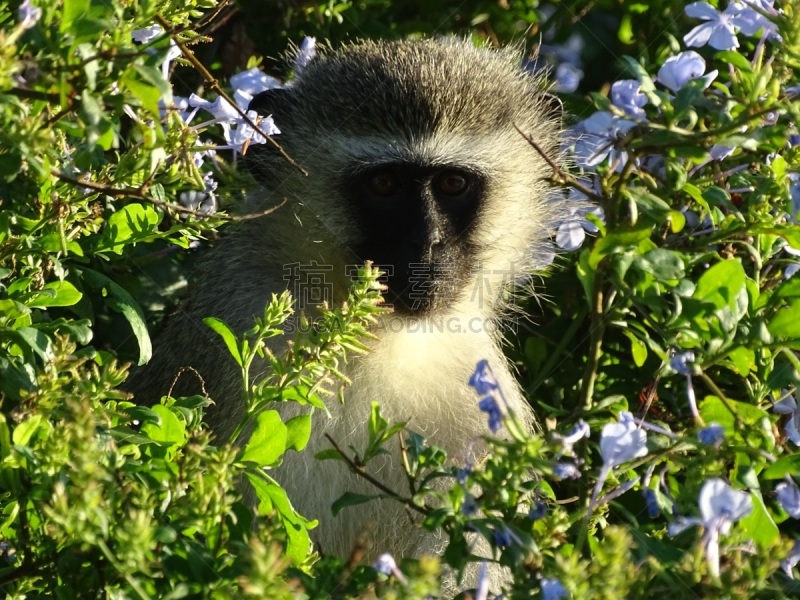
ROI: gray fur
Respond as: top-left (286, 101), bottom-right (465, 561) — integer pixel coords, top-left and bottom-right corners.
top-left (128, 38), bottom-right (564, 594)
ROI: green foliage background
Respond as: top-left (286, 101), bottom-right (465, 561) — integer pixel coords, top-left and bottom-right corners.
top-left (2, 0), bottom-right (800, 598)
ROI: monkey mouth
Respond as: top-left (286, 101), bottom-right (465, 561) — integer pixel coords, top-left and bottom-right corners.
top-left (383, 263), bottom-right (461, 315)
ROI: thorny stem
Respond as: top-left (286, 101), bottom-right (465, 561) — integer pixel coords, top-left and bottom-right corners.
top-left (324, 433), bottom-right (427, 517)
top-left (154, 14), bottom-right (308, 177)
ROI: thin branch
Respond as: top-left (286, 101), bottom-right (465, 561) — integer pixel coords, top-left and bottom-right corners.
top-left (54, 171), bottom-right (287, 221)
top-left (576, 278), bottom-right (606, 414)
top-left (513, 123), bottom-right (604, 202)
top-left (323, 433), bottom-right (427, 516)
top-left (154, 14), bottom-right (308, 177)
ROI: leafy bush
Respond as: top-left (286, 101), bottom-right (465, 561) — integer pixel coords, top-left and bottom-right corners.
top-left (1, 0), bottom-right (800, 598)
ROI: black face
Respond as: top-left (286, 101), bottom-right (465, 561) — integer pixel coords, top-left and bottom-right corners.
top-left (344, 162), bottom-right (484, 314)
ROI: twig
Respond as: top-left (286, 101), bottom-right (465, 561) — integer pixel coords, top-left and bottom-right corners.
top-left (54, 171), bottom-right (287, 221)
top-left (154, 14), bottom-right (308, 177)
top-left (576, 279), bottom-right (607, 414)
top-left (514, 123), bottom-right (604, 202)
top-left (323, 433), bottom-right (426, 516)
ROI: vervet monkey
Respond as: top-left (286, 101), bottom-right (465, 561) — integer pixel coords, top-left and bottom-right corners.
top-left (128, 38), bottom-right (563, 593)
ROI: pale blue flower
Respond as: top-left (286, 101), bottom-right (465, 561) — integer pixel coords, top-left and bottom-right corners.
top-left (553, 62), bottom-right (583, 93)
top-left (132, 24), bottom-right (181, 81)
top-left (541, 577), bottom-right (569, 600)
top-left (572, 111), bottom-right (636, 171)
top-left (554, 420), bottom-right (591, 453)
top-left (373, 552), bottom-right (407, 583)
top-left (230, 68), bottom-right (282, 97)
top-left (479, 395), bottom-right (503, 433)
top-left (470, 360), bottom-right (508, 432)
top-left (475, 560), bottom-right (490, 600)
top-left (600, 412), bottom-right (648, 469)
top-left (698, 423), bottom-right (726, 446)
top-left (537, 33), bottom-right (585, 93)
top-left (782, 540), bottom-right (800, 579)
top-left (669, 351), bottom-right (695, 376)
top-left (189, 94), bottom-right (240, 125)
top-left (555, 205), bottom-right (605, 251)
top-left (776, 480), bottom-right (800, 518)
top-left (611, 80), bottom-right (647, 119)
top-left (669, 478), bottom-right (753, 577)
top-left (462, 493), bottom-right (478, 516)
top-left (230, 68), bottom-right (282, 111)
top-left (773, 392), bottom-right (800, 445)
top-left (684, 2), bottom-right (740, 50)
top-left (553, 462), bottom-right (581, 480)
top-left (789, 173), bottom-right (800, 221)
top-left (731, 0), bottom-right (779, 37)
top-left (656, 51), bottom-right (718, 93)
top-left (132, 25), bottom-right (164, 44)
top-left (226, 111), bottom-right (280, 152)
top-left (294, 37), bottom-right (317, 74)
top-left (670, 351), bottom-right (700, 420)
top-left (643, 488), bottom-right (660, 517)
top-left (469, 359), bottom-right (499, 396)
top-left (710, 145), bottom-right (735, 161)
top-left (492, 524), bottom-right (521, 548)
top-left (529, 501), bottom-right (547, 521)
top-left (18, 0), bottom-right (41, 29)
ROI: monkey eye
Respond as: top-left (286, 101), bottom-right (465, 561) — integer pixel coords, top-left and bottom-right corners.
top-left (434, 170), bottom-right (469, 197)
top-left (367, 169), bottom-right (401, 197)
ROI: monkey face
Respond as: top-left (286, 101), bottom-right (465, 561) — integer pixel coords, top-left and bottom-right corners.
top-left (245, 39), bottom-right (563, 319)
top-left (344, 162), bottom-right (484, 314)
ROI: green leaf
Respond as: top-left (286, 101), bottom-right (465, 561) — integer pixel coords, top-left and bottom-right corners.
top-left (203, 317), bottom-right (243, 367)
top-left (141, 405), bottom-right (186, 445)
top-left (12, 414), bottom-right (45, 446)
top-left (668, 210), bottom-right (686, 233)
top-left (626, 187), bottom-right (671, 221)
top-left (95, 203), bottom-right (162, 254)
top-left (282, 384), bottom-right (325, 409)
top-left (241, 410), bottom-right (288, 466)
top-left (768, 299), bottom-right (800, 339)
top-left (80, 268), bottom-right (152, 365)
top-left (739, 491), bottom-right (779, 549)
top-left (132, 63), bottom-right (173, 103)
top-left (61, 0), bottom-right (91, 32)
top-left (14, 327), bottom-right (54, 363)
top-left (331, 491), bottom-right (377, 517)
top-left (726, 346), bottom-right (755, 377)
top-left (775, 278), bottom-right (800, 299)
top-left (588, 226), bottom-right (653, 269)
top-left (28, 280), bottom-right (82, 308)
top-left (699, 396), bottom-right (769, 433)
top-left (715, 51), bottom-right (753, 72)
top-left (635, 248), bottom-right (685, 281)
top-left (762, 454), bottom-right (800, 479)
top-left (315, 449), bottom-right (345, 461)
top-left (622, 330), bottom-right (647, 367)
top-left (285, 414), bottom-right (312, 452)
top-left (247, 474), bottom-right (315, 565)
top-left (693, 259), bottom-right (746, 311)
